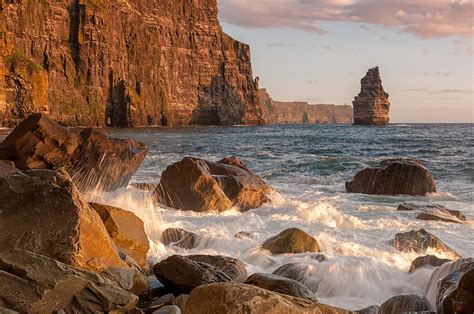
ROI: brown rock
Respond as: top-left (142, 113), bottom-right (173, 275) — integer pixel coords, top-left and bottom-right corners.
top-left (0, 113), bottom-right (147, 191)
top-left (161, 228), bottom-right (200, 249)
top-left (0, 160), bottom-right (17, 176)
top-left (184, 282), bottom-right (350, 314)
top-left (388, 229), bottom-right (460, 258)
top-left (152, 255), bottom-right (232, 294)
top-left (352, 66), bottom-right (390, 125)
top-left (262, 228), bottom-right (320, 254)
top-left (0, 169), bottom-right (148, 295)
top-left (131, 182), bottom-right (158, 192)
top-left (398, 203), bottom-right (467, 224)
top-left (379, 294), bottom-right (433, 314)
top-left (153, 156), bottom-right (271, 212)
top-left (272, 263), bottom-right (313, 284)
top-left (346, 159), bottom-right (436, 196)
top-left (245, 273), bottom-right (317, 302)
top-left (90, 203), bottom-right (150, 271)
top-left (409, 255), bottom-right (452, 273)
top-left (0, 1), bottom-right (262, 127)
top-left (187, 255), bottom-right (247, 282)
top-left (0, 249), bottom-right (138, 313)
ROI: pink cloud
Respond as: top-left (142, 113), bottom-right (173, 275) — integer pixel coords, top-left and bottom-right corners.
top-left (218, 0), bottom-right (473, 38)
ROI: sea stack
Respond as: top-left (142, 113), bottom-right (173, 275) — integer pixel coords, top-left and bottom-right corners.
top-left (352, 66), bottom-right (390, 125)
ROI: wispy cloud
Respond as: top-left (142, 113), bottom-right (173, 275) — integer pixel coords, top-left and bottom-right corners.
top-left (406, 88), bottom-right (473, 94)
top-left (424, 71), bottom-right (452, 77)
top-left (218, 0), bottom-right (473, 38)
top-left (266, 43), bottom-right (301, 47)
top-left (306, 80), bottom-right (319, 84)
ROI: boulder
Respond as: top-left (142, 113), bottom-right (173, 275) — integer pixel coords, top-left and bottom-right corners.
top-left (409, 255), bottom-right (452, 273)
top-left (0, 113), bottom-right (147, 191)
top-left (152, 255), bottom-right (232, 294)
top-left (379, 294), bottom-right (433, 314)
top-left (388, 229), bottom-right (460, 258)
top-left (0, 169), bottom-right (148, 295)
top-left (161, 228), bottom-right (200, 249)
top-left (355, 305), bottom-right (379, 314)
top-left (187, 255), bottom-right (247, 282)
top-left (346, 159), bottom-right (436, 196)
top-left (152, 156), bottom-right (271, 212)
top-left (244, 273), bottom-right (317, 302)
top-left (398, 203), bottom-right (467, 223)
top-left (272, 263), bottom-right (313, 284)
top-left (90, 203), bottom-right (150, 270)
top-left (0, 160), bottom-right (17, 176)
top-left (184, 282), bottom-right (350, 314)
top-left (262, 228), bottom-right (320, 254)
top-left (0, 250), bottom-right (138, 313)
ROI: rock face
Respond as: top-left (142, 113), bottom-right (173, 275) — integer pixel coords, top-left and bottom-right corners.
top-left (0, 0), bottom-right (263, 127)
top-left (0, 250), bottom-right (138, 313)
top-left (379, 294), bottom-right (433, 314)
top-left (258, 89), bottom-right (353, 125)
top-left (409, 255), bottom-right (452, 273)
top-left (153, 156), bottom-right (271, 212)
top-left (262, 228), bottom-right (320, 254)
top-left (184, 282), bottom-right (350, 314)
top-left (352, 66), bottom-right (390, 125)
top-left (388, 229), bottom-right (460, 258)
top-left (346, 159), bottom-right (436, 196)
top-left (0, 113), bottom-right (147, 191)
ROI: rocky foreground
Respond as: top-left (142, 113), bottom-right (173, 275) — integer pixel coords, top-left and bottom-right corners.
top-left (0, 115), bottom-right (473, 313)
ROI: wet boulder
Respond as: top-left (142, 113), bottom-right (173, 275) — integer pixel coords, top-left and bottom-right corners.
top-left (90, 203), bottom-right (150, 271)
top-left (262, 228), bottom-right (320, 254)
top-left (161, 228), bottom-right (200, 249)
top-left (0, 249), bottom-right (138, 313)
top-left (187, 255), bottom-right (247, 282)
top-left (244, 273), bottom-right (317, 302)
top-left (398, 203), bottom-right (467, 224)
top-left (152, 156), bottom-right (271, 212)
top-left (272, 263), bottom-right (313, 284)
top-left (0, 113), bottom-right (147, 191)
top-left (0, 160), bottom-right (17, 176)
top-left (409, 255), bottom-right (452, 273)
top-left (388, 229), bottom-right (460, 258)
top-left (355, 305), bottom-right (379, 314)
top-left (379, 294), bottom-right (433, 314)
top-left (346, 159), bottom-right (436, 196)
top-left (152, 255), bottom-right (232, 294)
top-left (184, 282), bottom-right (350, 314)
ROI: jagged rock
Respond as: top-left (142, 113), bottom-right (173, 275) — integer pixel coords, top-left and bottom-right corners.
top-left (409, 255), bottom-right (452, 273)
top-left (262, 228), bottom-right (320, 254)
top-left (379, 294), bottom-right (433, 314)
top-left (0, 0), bottom-right (262, 127)
top-left (90, 203), bottom-right (150, 271)
top-left (0, 114), bottom-right (147, 191)
top-left (152, 255), bottom-right (232, 294)
top-left (398, 203), bottom-right (467, 224)
top-left (235, 231), bottom-right (253, 239)
top-left (187, 255), bottom-right (247, 282)
top-left (244, 273), bottom-right (317, 302)
top-left (0, 250), bottom-right (138, 313)
top-left (0, 169), bottom-right (148, 295)
top-left (346, 159), bottom-right (436, 196)
top-left (352, 66), bottom-right (390, 125)
top-left (153, 156), bottom-right (271, 212)
top-left (388, 229), bottom-right (460, 258)
top-left (184, 282), bottom-right (350, 314)
top-left (161, 228), bottom-right (200, 249)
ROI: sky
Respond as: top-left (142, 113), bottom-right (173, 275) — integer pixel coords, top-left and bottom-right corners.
top-left (217, 0), bottom-right (473, 123)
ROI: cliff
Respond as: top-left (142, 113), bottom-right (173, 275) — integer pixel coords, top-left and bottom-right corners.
top-left (0, 0), bottom-right (262, 127)
top-left (259, 89), bottom-right (353, 124)
top-left (352, 67), bottom-right (390, 125)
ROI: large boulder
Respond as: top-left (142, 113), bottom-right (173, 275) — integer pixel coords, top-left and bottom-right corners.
top-left (184, 282), bottom-right (350, 314)
top-left (262, 228), bottom-right (320, 254)
top-left (244, 273), bottom-right (317, 302)
top-left (187, 255), bottom-right (247, 282)
top-left (0, 250), bottom-right (138, 313)
top-left (272, 263), bottom-right (313, 284)
top-left (90, 203), bottom-right (150, 271)
top-left (152, 255), bottom-right (232, 294)
top-left (0, 169), bottom-right (148, 294)
top-left (409, 255), bottom-right (452, 273)
top-left (388, 229), bottom-right (460, 258)
top-left (346, 159), bottom-right (436, 196)
top-left (0, 113), bottom-right (147, 191)
top-left (152, 156), bottom-right (271, 212)
top-left (398, 203), bottom-right (467, 224)
top-left (379, 294), bottom-right (433, 314)
top-left (161, 228), bottom-right (200, 249)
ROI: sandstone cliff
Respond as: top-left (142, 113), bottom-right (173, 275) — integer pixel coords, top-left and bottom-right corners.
top-left (259, 89), bottom-right (353, 124)
top-left (352, 66), bottom-right (390, 125)
top-left (0, 0), bottom-right (262, 127)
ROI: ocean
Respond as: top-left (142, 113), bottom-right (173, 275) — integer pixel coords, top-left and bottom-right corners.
top-left (2, 123), bottom-right (473, 310)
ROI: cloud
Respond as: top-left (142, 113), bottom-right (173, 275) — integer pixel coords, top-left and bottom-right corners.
top-left (306, 80), bottom-right (319, 84)
top-left (424, 71), bottom-right (452, 77)
top-left (321, 45), bottom-right (334, 51)
top-left (218, 0), bottom-right (473, 38)
top-left (406, 88), bottom-right (473, 94)
top-left (266, 43), bottom-right (301, 47)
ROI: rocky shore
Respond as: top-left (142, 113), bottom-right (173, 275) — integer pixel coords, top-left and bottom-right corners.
top-left (0, 114), bottom-right (472, 313)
